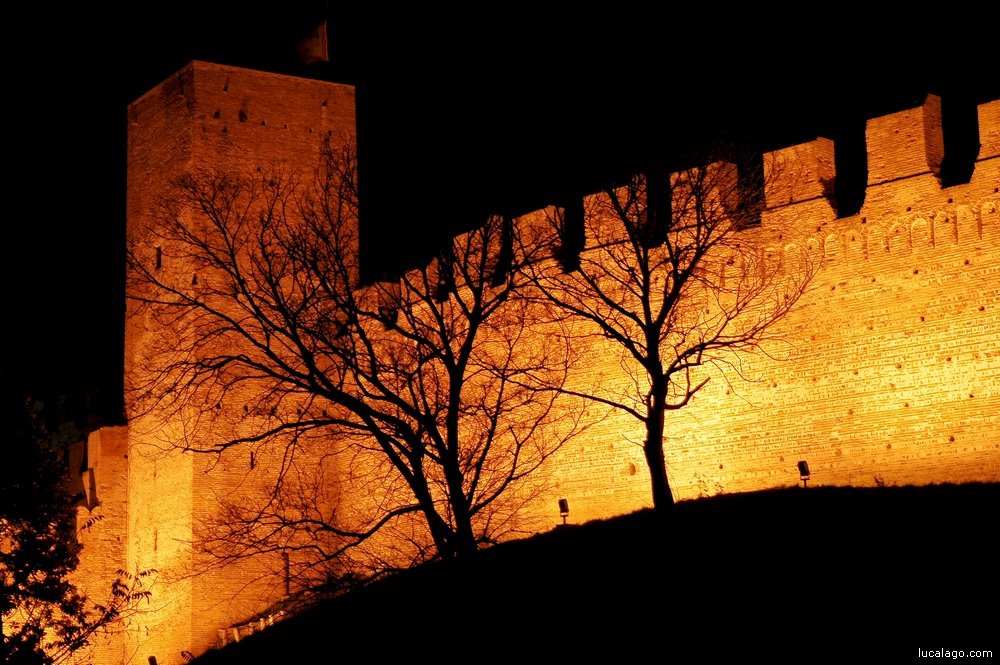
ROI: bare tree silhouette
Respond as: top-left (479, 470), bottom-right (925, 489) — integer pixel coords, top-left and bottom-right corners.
top-left (126, 136), bottom-right (586, 579)
top-left (524, 151), bottom-right (819, 510)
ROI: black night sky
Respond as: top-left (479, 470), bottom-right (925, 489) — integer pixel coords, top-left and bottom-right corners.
top-left (4, 4), bottom-right (998, 423)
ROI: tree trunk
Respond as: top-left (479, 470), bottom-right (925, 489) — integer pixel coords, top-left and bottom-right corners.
top-left (448, 502), bottom-right (479, 558)
top-left (442, 460), bottom-right (479, 558)
top-left (442, 377), bottom-right (479, 558)
top-left (416, 494), bottom-right (458, 558)
top-left (644, 383), bottom-right (675, 511)
top-left (406, 467), bottom-right (461, 558)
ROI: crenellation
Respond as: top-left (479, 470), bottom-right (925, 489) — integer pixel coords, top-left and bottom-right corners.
top-left (763, 137), bottom-right (836, 209)
top-left (866, 94), bottom-right (943, 186)
top-left (978, 100), bottom-right (1000, 158)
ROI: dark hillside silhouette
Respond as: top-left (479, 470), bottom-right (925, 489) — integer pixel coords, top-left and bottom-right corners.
top-left (192, 484), bottom-right (999, 662)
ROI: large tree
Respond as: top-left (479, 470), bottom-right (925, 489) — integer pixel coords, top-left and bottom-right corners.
top-left (525, 153), bottom-right (819, 510)
top-left (126, 137), bottom-right (585, 570)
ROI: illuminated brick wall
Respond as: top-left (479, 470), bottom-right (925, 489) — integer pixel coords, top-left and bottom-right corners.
top-left (537, 97), bottom-right (1000, 525)
top-left (114, 62), bottom-right (355, 664)
top-left (70, 427), bottom-right (130, 664)
top-left (76, 59), bottom-right (997, 664)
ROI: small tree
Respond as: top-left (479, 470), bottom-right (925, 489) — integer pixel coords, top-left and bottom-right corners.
top-left (526, 153), bottom-right (819, 510)
top-left (126, 137), bottom-right (586, 571)
top-left (1, 397), bottom-right (151, 665)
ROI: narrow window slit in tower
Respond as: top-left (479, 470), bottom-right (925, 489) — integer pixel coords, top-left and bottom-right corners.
top-left (155, 246), bottom-right (162, 270)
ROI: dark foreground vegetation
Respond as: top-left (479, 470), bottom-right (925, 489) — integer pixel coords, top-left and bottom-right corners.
top-left (194, 484), bottom-right (998, 662)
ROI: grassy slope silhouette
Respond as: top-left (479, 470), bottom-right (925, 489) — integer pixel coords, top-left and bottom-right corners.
top-left (192, 484), bottom-right (998, 662)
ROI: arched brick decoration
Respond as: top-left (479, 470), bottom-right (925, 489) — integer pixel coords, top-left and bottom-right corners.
top-left (888, 221), bottom-right (910, 255)
top-left (844, 228), bottom-right (865, 262)
top-left (981, 200), bottom-right (999, 243)
top-left (934, 211), bottom-right (957, 245)
top-left (957, 205), bottom-right (978, 242)
top-left (824, 234), bottom-right (840, 262)
top-left (865, 224), bottom-right (888, 259)
top-left (911, 218), bottom-right (932, 249)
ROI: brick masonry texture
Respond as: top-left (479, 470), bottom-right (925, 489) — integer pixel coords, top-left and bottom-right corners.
top-left (72, 61), bottom-right (998, 664)
top-left (117, 62), bottom-right (356, 662)
top-left (540, 98), bottom-right (999, 523)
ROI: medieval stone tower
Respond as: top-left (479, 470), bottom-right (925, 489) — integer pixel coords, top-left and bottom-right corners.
top-left (72, 58), bottom-right (999, 665)
top-left (76, 62), bottom-right (355, 664)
